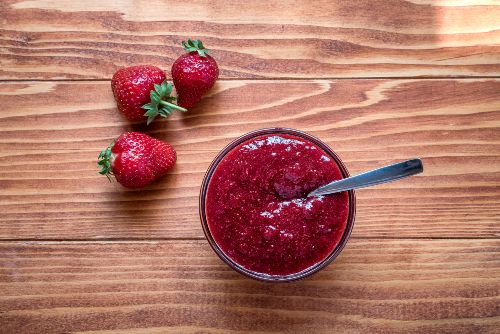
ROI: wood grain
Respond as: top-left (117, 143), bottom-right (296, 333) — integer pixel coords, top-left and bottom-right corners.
top-left (1, 0), bottom-right (500, 80)
top-left (1, 79), bottom-right (499, 240)
top-left (1, 1), bottom-right (499, 333)
top-left (0, 239), bottom-right (498, 333)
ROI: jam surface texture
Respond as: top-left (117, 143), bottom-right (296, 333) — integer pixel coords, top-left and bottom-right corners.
top-left (206, 134), bottom-right (349, 276)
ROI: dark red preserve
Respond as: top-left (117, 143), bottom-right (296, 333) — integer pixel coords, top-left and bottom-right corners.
top-left (205, 133), bottom-right (350, 276)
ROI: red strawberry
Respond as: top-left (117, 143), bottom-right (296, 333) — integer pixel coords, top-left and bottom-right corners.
top-left (98, 132), bottom-right (176, 188)
top-left (111, 65), bottom-right (186, 124)
top-left (171, 39), bottom-right (219, 109)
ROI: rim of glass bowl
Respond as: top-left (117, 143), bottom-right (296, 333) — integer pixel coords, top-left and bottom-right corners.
top-left (199, 128), bottom-right (356, 282)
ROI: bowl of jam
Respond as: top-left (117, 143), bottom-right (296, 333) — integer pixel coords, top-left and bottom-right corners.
top-left (199, 128), bottom-right (356, 282)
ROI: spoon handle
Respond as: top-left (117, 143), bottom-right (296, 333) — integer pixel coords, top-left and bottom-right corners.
top-left (308, 158), bottom-right (423, 197)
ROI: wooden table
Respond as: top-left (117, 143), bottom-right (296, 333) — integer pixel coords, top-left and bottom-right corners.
top-left (1, 1), bottom-right (499, 333)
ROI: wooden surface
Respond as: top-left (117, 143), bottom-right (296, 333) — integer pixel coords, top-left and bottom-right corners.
top-left (1, 240), bottom-right (499, 333)
top-left (1, 79), bottom-right (500, 240)
top-left (1, 0), bottom-right (500, 79)
top-left (1, 0), bottom-right (499, 333)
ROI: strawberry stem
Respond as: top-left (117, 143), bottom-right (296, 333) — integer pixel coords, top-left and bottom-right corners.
top-left (182, 39), bottom-right (209, 57)
top-left (142, 80), bottom-right (186, 125)
top-left (159, 100), bottom-right (187, 112)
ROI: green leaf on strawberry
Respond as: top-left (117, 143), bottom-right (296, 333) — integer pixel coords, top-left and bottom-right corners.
top-left (182, 39), bottom-right (209, 57)
top-left (97, 144), bottom-right (114, 182)
top-left (142, 80), bottom-right (187, 125)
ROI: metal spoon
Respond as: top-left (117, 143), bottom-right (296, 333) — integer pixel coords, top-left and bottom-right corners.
top-left (308, 158), bottom-right (423, 197)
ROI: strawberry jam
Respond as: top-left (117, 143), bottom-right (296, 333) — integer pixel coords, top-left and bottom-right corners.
top-left (205, 133), bottom-right (350, 276)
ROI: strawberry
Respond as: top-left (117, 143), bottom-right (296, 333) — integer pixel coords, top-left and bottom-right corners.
top-left (98, 132), bottom-right (176, 188)
top-left (111, 65), bottom-right (186, 124)
top-left (171, 39), bottom-right (219, 109)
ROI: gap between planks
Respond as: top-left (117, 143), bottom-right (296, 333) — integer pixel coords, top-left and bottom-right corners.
top-left (2, 76), bottom-right (500, 83)
top-left (0, 236), bottom-right (499, 244)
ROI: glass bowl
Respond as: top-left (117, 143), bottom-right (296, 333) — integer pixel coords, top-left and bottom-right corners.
top-left (199, 128), bottom-right (356, 282)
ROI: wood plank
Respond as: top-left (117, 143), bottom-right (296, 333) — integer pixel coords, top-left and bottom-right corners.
top-left (1, 0), bottom-right (500, 79)
top-left (0, 239), bottom-right (498, 333)
top-left (0, 79), bottom-right (499, 240)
